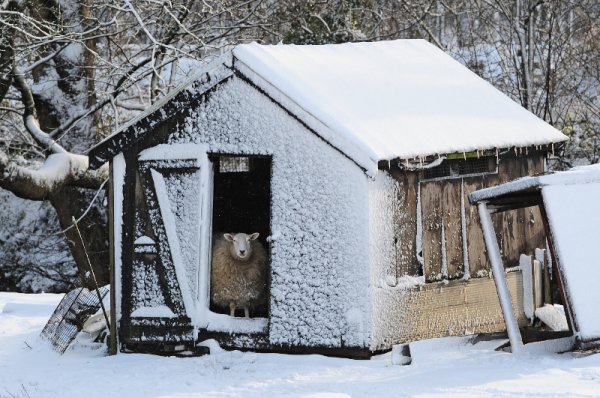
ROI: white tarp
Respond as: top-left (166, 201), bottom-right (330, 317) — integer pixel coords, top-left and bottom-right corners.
top-left (543, 181), bottom-right (600, 342)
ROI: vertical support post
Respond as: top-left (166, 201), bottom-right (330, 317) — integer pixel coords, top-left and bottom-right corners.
top-left (477, 202), bottom-right (524, 354)
top-left (108, 161), bottom-right (117, 355)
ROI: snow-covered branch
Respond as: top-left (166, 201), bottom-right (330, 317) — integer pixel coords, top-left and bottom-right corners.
top-left (0, 151), bottom-right (108, 201)
top-left (11, 67), bottom-right (67, 154)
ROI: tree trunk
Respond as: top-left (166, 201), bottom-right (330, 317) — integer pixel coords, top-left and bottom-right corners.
top-left (50, 186), bottom-right (109, 289)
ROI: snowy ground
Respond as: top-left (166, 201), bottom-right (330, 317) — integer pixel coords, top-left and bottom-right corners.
top-left (2, 293), bottom-right (600, 397)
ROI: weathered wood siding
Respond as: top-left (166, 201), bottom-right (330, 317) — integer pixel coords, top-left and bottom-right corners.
top-left (390, 153), bottom-right (545, 282)
top-left (392, 172), bottom-right (421, 277)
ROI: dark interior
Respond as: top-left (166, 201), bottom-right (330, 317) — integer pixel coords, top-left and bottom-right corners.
top-left (209, 154), bottom-right (271, 318)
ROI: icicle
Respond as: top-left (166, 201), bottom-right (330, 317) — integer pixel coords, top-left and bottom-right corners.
top-left (463, 152), bottom-right (466, 160)
top-left (514, 147), bottom-right (518, 155)
top-left (552, 142), bottom-right (555, 156)
top-left (496, 148), bottom-right (499, 163)
top-left (388, 160), bottom-right (391, 169)
top-left (477, 150), bottom-right (480, 159)
top-left (525, 146), bottom-right (528, 155)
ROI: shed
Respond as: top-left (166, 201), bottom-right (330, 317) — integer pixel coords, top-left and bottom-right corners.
top-left (88, 39), bottom-right (567, 357)
top-left (470, 164), bottom-right (600, 351)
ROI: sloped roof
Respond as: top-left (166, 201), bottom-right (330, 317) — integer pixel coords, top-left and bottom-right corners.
top-left (233, 40), bottom-right (566, 163)
top-left (89, 40), bottom-right (567, 171)
top-left (469, 164), bottom-right (600, 203)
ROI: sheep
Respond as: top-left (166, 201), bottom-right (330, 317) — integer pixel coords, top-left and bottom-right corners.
top-left (210, 232), bottom-right (268, 318)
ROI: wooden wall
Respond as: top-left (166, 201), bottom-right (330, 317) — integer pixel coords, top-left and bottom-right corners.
top-left (389, 153), bottom-right (546, 282)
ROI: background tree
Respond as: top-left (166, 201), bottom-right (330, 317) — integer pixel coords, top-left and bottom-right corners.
top-left (0, 0), bottom-right (280, 290)
top-left (1, 0), bottom-right (598, 292)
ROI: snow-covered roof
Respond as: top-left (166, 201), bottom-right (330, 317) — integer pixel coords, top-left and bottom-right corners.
top-left (469, 164), bottom-right (600, 203)
top-left (89, 40), bottom-right (567, 171)
top-left (233, 40), bottom-right (567, 164)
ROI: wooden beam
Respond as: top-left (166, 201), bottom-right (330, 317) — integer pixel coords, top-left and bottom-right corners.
top-left (108, 161), bottom-right (117, 355)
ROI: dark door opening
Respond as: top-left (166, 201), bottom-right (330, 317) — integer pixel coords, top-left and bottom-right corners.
top-left (209, 154), bottom-right (271, 318)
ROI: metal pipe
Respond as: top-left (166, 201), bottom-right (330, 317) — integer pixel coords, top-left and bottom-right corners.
top-left (477, 202), bottom-right (524, 354)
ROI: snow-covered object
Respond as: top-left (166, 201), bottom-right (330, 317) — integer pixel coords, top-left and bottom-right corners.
top-left (130, 305), bottom-right (176, 318)
top-left (134, 236), bottom-right (155, 245)
top-left (82, 312), bottom-right (109, 337)
top-left (543, 180), bottom-right (600, 342)
top-left (535, 304), bottom-right (568, 332)
top-left (390, 344), bottom-right (411, 365)
top-left (469, 163), bottom-right (600, 203)
top-left (470, 163), bottom-right (600, 345)
top-left (233, 40), bottom-right (566, 166)
top-left (520, 254), bottom-right (535, 321)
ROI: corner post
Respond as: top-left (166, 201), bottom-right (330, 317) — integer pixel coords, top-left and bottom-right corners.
top-left (477, 201), bottom-right (524, 354)
top-left (108, 160), bottom-right (117, 355)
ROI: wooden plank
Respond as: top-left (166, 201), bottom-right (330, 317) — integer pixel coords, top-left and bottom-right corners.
top-left (138, 165), bottom-right (186, 316)
top-left (121, 148), bottom-right (138, 324)
top-left (494, 156), bottom-right (527, 267)
top-left (462, 178), bottom-right (491, 276)
top-left (420, 181), bottom-right (443, 281)
top-left (533, 259), bottom-right (543, 309)
top-left (523, 154), bottom-right (547, 255)
top-left (496, 155), bottom-right (547, 266)
top-left (497, 156), bottom-right (518, 267)
top-left (441, 180), bottom-right (463, 279)
top-left (388, 169), bottom-right (420, 276)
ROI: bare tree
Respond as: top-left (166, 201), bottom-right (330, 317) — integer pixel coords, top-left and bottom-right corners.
top-left (0, 0), bottom-right (281, 289)
top-left (1, 0), bottom-right (598, 291)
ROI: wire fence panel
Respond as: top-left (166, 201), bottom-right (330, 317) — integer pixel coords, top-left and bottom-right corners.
top-left (40, 286), bottom-right (109, 354)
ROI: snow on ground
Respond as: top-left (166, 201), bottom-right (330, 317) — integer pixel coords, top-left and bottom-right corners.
top-left (2, 293), bottom-right (600, 397)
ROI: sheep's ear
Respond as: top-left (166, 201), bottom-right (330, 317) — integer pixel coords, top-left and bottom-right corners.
top-left (249, 232), bottom-right (259, 241)
top-left (224, 233), bottom-right (234, 241)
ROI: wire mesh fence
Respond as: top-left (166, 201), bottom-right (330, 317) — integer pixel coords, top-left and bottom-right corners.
top-left (40, 286), bottom-right (109, 354)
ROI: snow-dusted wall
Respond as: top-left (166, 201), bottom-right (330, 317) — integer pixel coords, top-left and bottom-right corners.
top-left (166, 76), bottom-right (372, 348)
top-left (368, 172), bottom-right (401, 290)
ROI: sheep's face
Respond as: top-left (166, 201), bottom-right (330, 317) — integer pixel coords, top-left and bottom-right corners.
top-left (224, 232), bottom-right (259, 261)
